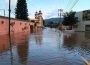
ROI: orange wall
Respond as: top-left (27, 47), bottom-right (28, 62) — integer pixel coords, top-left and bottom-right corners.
top-left (0, 17), bottom-right (34, 35)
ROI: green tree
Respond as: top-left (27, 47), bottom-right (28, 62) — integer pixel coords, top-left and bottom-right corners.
top-left (63, 11), bottom-right (79, 29)
top-left (15, 0), bottom-right (28, 20)
top-left (49, 21), bottom-right (54, 28)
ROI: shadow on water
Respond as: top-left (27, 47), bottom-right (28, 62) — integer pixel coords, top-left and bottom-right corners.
top-left (13, 33), bottom-right (29, 65)
top-left (63, 32), bottom-right (77, 50)
top-left (9, 34), bottom-right (13, 65)
top-left (34, 31), bottom-right (43, 45)
top-left (17, 39), bottom-right (28, 65)
top-left (63, 31), bottom-right (90, 55)
top-left (63, 31), bottom-right (90, 65)
top-left (0, 32), bottom-right (29, 65)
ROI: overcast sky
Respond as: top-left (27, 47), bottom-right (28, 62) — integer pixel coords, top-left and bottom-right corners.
top-left (0, 0), bottom-right (90, 19)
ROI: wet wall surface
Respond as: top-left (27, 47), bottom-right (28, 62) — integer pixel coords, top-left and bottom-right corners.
top-left (0, 28), bottom-right (90, 65)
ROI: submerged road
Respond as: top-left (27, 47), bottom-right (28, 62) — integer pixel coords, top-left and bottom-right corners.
top-left (0, 28), bottom-right (90, 65)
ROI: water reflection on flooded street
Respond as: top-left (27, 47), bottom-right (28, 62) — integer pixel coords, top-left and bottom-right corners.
top-left (0, 28), bottom-right (90, 65)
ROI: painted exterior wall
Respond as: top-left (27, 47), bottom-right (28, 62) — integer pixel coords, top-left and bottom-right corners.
top-left (35, 11), bottom-right (43, 28)
top-left (75, 11), bottom-right (90, 31)
top-left (37, 13), bottom-right (43, 27)
top-left (75, 11), bottom-right (85, 31)
top-left (0, 16), bottom-right (34, 35)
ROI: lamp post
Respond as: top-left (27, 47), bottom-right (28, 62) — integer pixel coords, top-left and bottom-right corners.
top-left (0, 9), bottom-right (5, 16)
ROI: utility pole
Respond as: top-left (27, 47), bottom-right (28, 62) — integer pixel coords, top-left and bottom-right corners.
top-left (9, 0), bottom-right (11, 37)
top-left (4, 10), bottom-right (5, 17)
top-left (58, 9), bottom-right (63, 49)
top-left (58, 9), bottom-right (63, 22)
top-left (9, 0), bottom-right (13, 65)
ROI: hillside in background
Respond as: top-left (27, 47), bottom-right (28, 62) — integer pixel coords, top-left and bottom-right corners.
top-left (44, 17), bottom-right (63, 25)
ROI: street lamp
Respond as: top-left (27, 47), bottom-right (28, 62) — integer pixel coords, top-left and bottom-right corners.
top-left (0, 9), bottom-right (5, 16)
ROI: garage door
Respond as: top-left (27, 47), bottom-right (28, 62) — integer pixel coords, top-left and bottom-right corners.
top-left (85, 25), bottom-right (90, 31)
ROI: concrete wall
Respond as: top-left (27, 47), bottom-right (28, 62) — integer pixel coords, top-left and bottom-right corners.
top-left (0, 16), bottom-right (34, 35)
top-left (75, 11), bottom-right (90, 31)
top-left (75, 11), bottom-right (85, 31)
top-left (84, 21), bottom-right (90, 26)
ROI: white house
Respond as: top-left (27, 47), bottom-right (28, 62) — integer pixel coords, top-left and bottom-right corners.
top-left (75, 10), bottom-right (90, 31)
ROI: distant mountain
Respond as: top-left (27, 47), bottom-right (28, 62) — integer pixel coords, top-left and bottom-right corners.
top-left (44, 17), bottom-right (63, 25)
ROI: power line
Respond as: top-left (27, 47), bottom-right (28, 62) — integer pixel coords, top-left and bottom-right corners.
top-left (69, 0), bottom-right (80, 11)
top-left (65, 0), bottom-right (80, 12)
top-left (65, 0), bottom-right (73, 11)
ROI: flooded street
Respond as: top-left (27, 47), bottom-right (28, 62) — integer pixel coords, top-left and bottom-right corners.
top-left (0, 28), bottom-right (90, 65)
